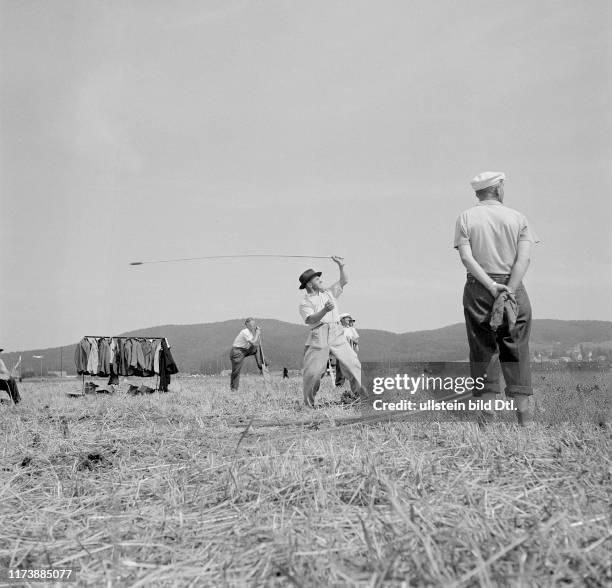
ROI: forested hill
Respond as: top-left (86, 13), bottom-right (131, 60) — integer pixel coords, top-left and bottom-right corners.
top-left (5, 319), bottom-right (611, 375)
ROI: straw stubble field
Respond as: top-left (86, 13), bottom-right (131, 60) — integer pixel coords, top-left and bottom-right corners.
top-left (0, 372), bottom-right (610, 587)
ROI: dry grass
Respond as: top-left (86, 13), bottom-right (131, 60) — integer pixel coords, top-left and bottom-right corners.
top-left (1, 372), bottom-right (611, 587)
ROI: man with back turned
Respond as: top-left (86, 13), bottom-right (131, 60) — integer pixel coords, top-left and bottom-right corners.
top-left (454, 172), bottom-right (539, 426)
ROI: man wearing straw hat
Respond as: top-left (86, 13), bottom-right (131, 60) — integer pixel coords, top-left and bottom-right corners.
top-left (454, 172), bottom-right (539, 426)
top-left (298, 257), bottom-right (363, 407)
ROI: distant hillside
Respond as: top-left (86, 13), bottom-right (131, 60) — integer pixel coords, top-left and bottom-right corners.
top-left (3, 319), bottom-right (612, 376)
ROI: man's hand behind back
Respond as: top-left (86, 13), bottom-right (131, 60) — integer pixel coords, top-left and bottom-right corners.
top-left (489, 283), bottom-right (511, 297)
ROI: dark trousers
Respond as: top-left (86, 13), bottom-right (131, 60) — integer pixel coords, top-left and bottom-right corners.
top-left (463, 274), bottom-right (533, 397)
top-left (335, 361), bottom-right (346, 387)
top-left (229, 345), bottom-right (262, 391)
top-left (0, 377), bottom-right (21, 404)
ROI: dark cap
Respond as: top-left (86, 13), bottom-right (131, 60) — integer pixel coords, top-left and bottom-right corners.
top-left (298, 269), bottom-right (322, 290)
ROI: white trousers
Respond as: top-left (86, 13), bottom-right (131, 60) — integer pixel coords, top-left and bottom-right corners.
top-left (302, 323), bottom-right (362, 406)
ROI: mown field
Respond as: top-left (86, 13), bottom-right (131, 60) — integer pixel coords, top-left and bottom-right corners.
top-left (1, 371), bottom-right (610, 587)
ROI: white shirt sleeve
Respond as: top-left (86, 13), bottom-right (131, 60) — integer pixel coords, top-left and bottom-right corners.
top-left (329, 281), bottom-right (343, 298)
top-left (242, 329), bottom-right (254, 343)
top-left (518, 215), bottom-right (540, 243)
top-left (299, 300), bottom-right (314, 323)
top-left (453, 213), bottom-right (470, 249)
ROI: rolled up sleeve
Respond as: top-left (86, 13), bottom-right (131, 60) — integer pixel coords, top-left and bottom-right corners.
top-left (518, 216), bottom-right (540, 243)
top-left (453, 215), bottom-right (470, 249)
top-left (299, 301), bottom-right (314, 323)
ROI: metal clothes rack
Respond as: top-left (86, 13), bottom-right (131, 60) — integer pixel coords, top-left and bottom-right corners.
top-left (78, 335), bottom-right (167, 395)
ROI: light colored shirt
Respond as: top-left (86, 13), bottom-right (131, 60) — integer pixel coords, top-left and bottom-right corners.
top-left (453, 200), bottom-right (539, 274)
top-left (344, 326), bottom-right (360, 352)
top-left (299, 281), bottom-right (343, 327)
top-left (343, 326), bottom-right (354, 343)
top-left (232, 328), bottom-right (256, 349)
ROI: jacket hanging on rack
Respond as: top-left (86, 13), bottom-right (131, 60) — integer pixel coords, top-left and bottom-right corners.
top-left (153, 340), bottom-right (162, 374)
top-left (108, 339), bottom-right (119, 384)
top-left (130, 339), bottom-right (146, 376)
top-left (74, 338), bottom-right (91, 375)
top-left (86, 337), bottom-right (99, 374)
top-left (98, 338), bottom-right (111, 376)
top-left (158, 339), bottom-right (178, 392)
top-left (140, 339), bottom-right (155, 376)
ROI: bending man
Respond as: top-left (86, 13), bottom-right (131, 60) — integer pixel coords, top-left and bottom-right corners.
top-left (229, 318), bottom-right (262, 391)
top-left (298, 257), bottom-right (362, 407)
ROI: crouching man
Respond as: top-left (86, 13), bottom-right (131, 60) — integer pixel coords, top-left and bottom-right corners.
top-left (454, 172), bottom-right (539, 426)
top-left (229, 318), bottom-right (263, 391)
top-left (298, 256), bottom-right (363, 407)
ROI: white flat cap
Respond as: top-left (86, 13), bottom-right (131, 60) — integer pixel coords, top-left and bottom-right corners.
top-left (470, 171), bottom-right (505, 191)
top-left (339, 312), bottom-right (352, 320)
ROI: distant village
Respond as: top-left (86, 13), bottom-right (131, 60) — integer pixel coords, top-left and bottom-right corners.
top-left (532, 342), bottom-right (612, 368)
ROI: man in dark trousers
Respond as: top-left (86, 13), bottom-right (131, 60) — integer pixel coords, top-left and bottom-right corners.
top-left (454, 172), bottom-right (539, 426)
top-left (229, 318), bottom-right (262, 391)
top-left (0, 349), bottom-right (21, 404)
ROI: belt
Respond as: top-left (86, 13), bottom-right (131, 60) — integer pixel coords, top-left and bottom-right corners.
top-left (467, 273), bottom-right (510, 279)
top-left (467, 273), bottom-right (511, 284)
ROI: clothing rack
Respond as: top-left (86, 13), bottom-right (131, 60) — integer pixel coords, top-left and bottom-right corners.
top-left (78, 335), bottom-right (170, 395)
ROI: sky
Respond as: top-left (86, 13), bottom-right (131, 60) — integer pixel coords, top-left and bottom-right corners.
top-left (1, 0), bottom-right (611, 351)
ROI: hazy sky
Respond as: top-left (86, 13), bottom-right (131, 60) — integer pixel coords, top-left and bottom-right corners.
top-left (1, 0), bottom-right (611, 351)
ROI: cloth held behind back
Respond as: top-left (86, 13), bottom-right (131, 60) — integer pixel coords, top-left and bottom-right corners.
top-left (490, 291), bottom-right (518, 332)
